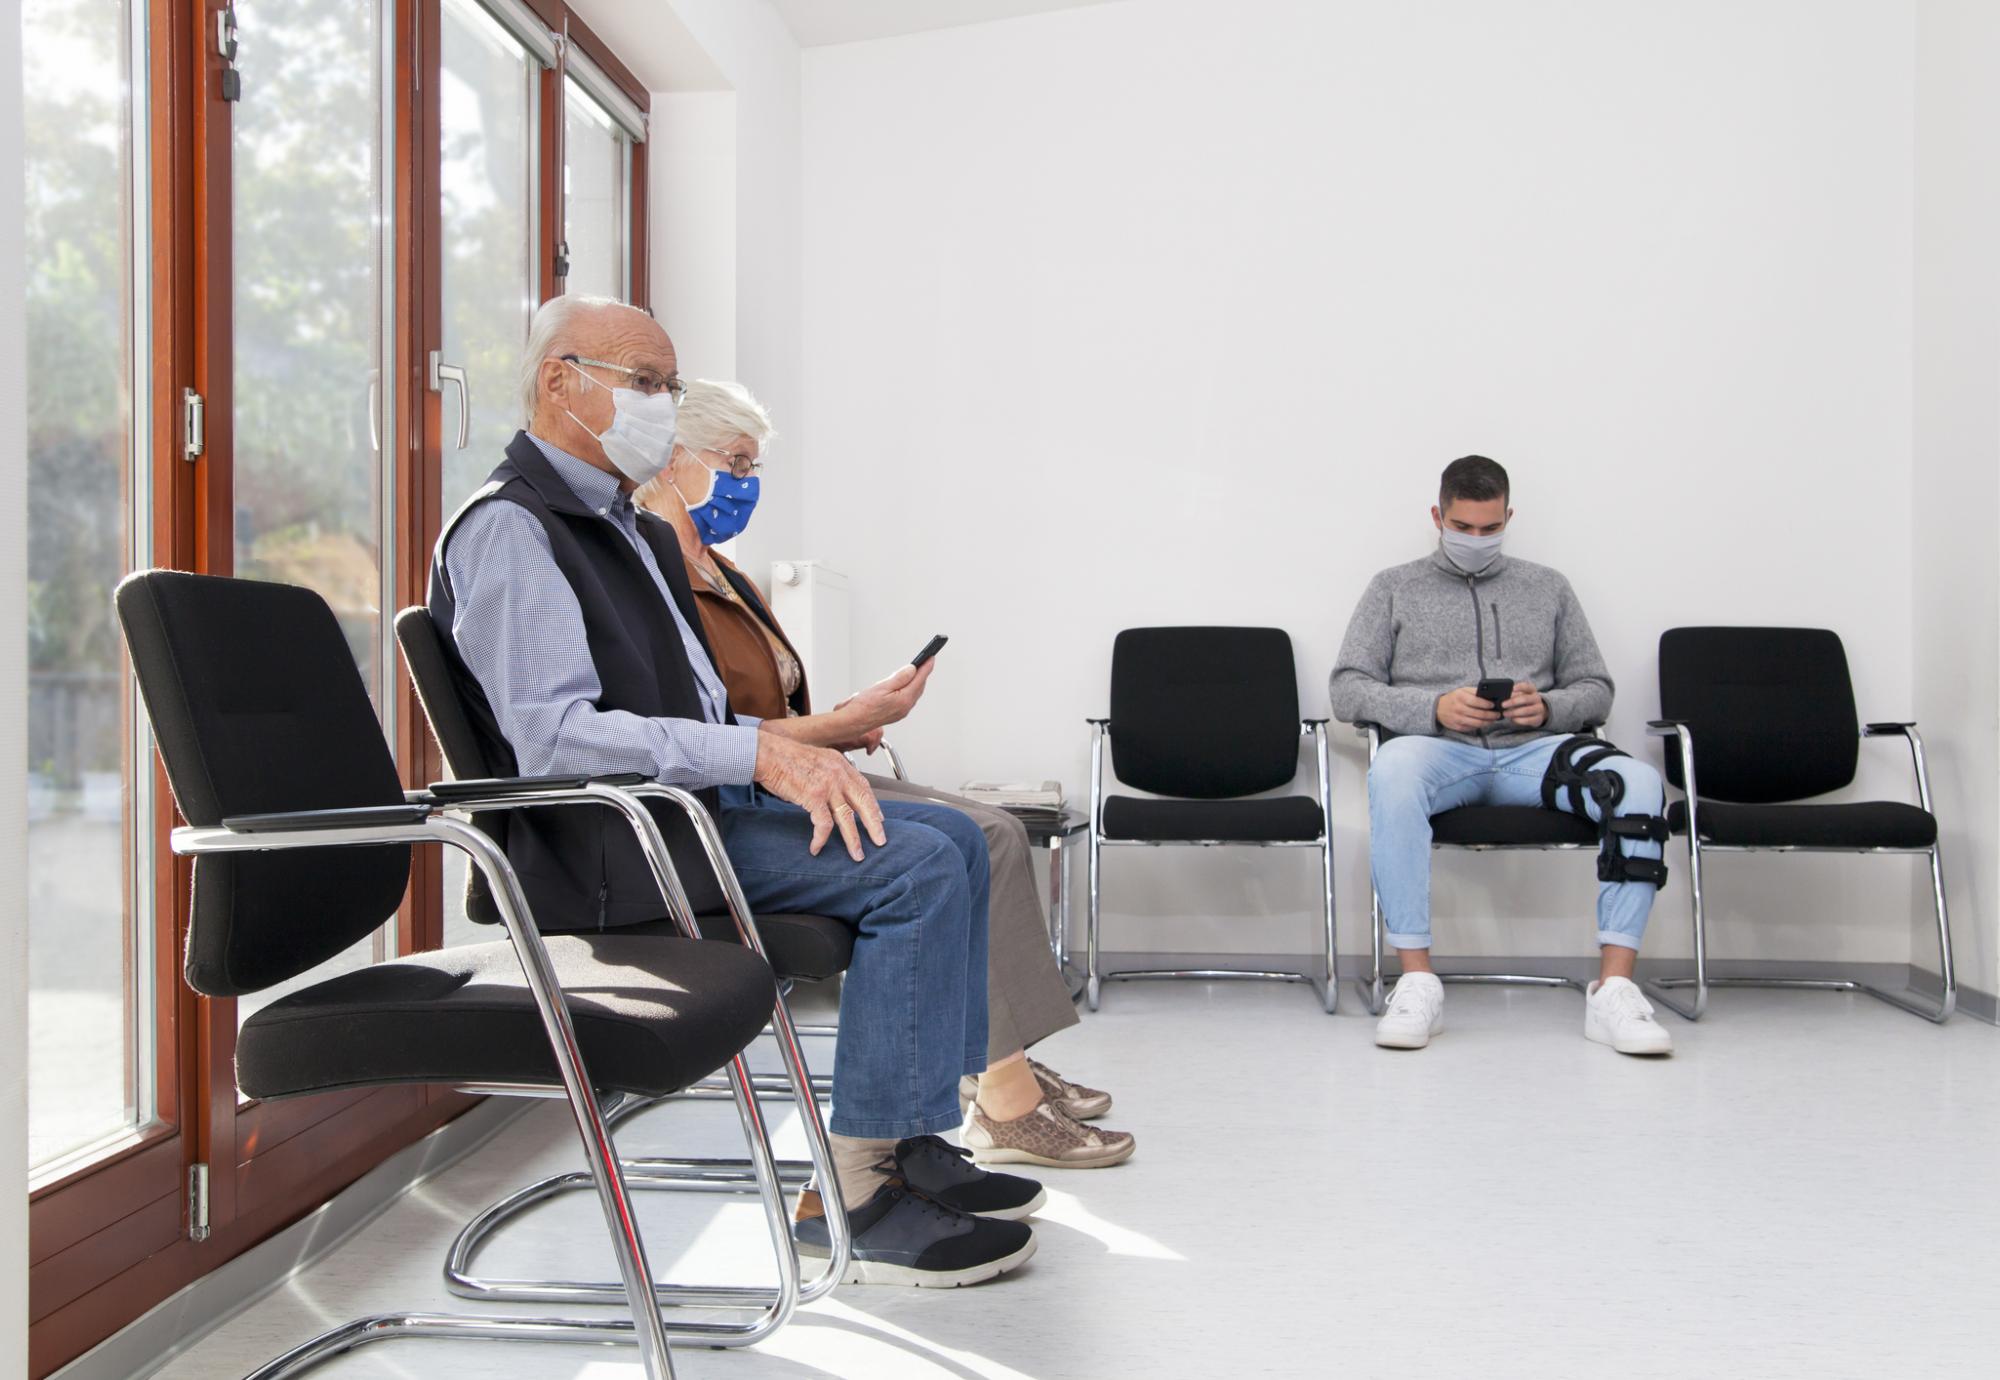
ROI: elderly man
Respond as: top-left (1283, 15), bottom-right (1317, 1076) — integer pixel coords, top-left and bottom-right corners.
top-left (429, 295), bottom-right (1038, 1287)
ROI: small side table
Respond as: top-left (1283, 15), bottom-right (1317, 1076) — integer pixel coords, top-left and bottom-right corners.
top-left (1006, 807), bottom-right (1089, 1003)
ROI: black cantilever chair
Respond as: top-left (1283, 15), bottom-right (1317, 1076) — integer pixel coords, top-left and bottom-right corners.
top-left (1085, 626), bottom-right (1338, 1012)
top-left (394, 606), bottom-right (853, 1314)
top-left (1350, 723), bottom-right (1605, 1013)
top-left (1645, 626), bottom-right (1955, 1023)
top-left (115, 570), bottom-right (785, 1380)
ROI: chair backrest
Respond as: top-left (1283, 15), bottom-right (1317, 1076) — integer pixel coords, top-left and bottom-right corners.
top-left (395, 605), bottom-right (509, 925)
top-left (395, 605), bottom-right (501, 779)
top-left (115, 571), bottom-right (412, 996)
top-left (1656, 626), bottom-right (1859, 803)
top-left (1108, 626), bottom-right (1301, 799)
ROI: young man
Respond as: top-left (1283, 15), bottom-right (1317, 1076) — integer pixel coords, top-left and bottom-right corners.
top-left (1329, 455), bottom-right (1674, 1056)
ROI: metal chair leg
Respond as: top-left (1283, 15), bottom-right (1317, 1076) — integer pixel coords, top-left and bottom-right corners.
top-left (1645, 830), bottom-right (1709, 1021)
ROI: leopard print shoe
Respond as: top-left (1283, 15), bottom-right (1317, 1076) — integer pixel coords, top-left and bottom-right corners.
top-left (961, 1100), bottom-right (1136, 1169)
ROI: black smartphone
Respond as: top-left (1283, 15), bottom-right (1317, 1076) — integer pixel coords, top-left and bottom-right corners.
top-left (911, 634), bottom-right (949, 669)
top-left (1476, 677), bottom-right (1514, 707)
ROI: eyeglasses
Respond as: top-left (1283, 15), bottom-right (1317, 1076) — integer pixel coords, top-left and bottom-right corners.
top-left (562, 354), bottom-right (686, 403)
top-left (697, 446), bottom-right (762, 480)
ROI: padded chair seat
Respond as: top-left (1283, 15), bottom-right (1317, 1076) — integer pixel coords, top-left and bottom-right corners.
top-left (236, 934), bottom-right (776, 1102)
top-left (1430, 805), bottom-right (1599, 848)
top-left (1667, 799), bottom-right (1937, 850)
top-left (633, 912), bottom-right (853, 983)
top-left (1101, 794), bottom-right (1324, 843)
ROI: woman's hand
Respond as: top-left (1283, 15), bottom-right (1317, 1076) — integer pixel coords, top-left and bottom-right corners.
top-left (833, 659), bottom-right (936, 735)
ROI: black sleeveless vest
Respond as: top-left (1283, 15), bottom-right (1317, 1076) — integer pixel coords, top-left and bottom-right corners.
top-left (428, 431), bottom-right (731, 927)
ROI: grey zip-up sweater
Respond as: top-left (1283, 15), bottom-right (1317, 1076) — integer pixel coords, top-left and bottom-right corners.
top-left (1329, 548), bottom-right (1614, 748)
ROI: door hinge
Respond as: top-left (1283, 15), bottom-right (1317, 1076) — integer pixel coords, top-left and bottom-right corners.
top-left (182, 388), bottom-right (204, 461)
top-left (217, 4), bottom-right (242, 102)
top-left (188, 1162), bottom-right (211, 1242)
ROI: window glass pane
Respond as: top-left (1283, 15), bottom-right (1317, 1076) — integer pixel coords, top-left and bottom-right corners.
top-left (441, 0), bottom-right (540, 949)
top-left (563, 78), bottom-right (626, 300)
top-left (23, 0), bottom-right (154, 1173)
top-left (232, 0), bottom-right (393, 1023)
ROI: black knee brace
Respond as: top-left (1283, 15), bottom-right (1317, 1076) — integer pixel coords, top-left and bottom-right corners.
top-left (1539, 736), bottom-right (1670, 888)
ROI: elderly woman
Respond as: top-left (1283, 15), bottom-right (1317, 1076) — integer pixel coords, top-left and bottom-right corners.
top-left (636, 381), bottom-right (1133, 1170)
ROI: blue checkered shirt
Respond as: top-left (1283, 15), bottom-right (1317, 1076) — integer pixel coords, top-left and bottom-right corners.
top-left (440, 435), bottom-right (763, 788)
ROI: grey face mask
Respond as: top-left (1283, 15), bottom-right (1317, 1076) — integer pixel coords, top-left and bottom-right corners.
top-left (1439, 527), bottom-right (1504, 574)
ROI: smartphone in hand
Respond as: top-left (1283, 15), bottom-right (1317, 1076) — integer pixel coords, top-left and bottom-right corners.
top-left (911, 635), bottom-right (949, 669)
top-left (1476, 677), bottom-right (1514, 708)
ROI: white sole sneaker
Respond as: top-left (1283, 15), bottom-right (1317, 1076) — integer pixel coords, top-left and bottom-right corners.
top-left (798, 1234), bottom-right (1038, 1288)
top-left (1584, 1009), bottom-right (1673, 1056)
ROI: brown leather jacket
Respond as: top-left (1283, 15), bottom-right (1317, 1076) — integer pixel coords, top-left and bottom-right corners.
top-left (689, 549), bottom-right (812, 721)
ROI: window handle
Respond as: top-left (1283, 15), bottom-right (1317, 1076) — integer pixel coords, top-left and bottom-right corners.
top-left (429, 351), bottom-right (470, 450)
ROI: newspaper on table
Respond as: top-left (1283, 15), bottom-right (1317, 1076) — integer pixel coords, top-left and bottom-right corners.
top-left (958, 779), bottom-right (1065, 813)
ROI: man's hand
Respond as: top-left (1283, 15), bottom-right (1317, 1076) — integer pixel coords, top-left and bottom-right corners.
top-left (832, 659), bottom-right (936, 736)
top-left (1502, 681), bottom-right (1547, 728)
top-left (752, 732), bottom-right (887, 860)
top-left (1436, 686), bottom-right (1503, 734)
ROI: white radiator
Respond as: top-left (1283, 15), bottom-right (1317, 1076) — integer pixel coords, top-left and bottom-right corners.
top-left (768, 560), bottom-right (850, 708)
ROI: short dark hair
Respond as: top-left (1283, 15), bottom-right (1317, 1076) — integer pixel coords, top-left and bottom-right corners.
top-left (1439, 455), bottom-right (1509, 509)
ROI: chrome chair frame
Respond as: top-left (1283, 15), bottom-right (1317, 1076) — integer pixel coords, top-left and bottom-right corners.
top-left (1642, 720), bottom-right (1955, 1023)
top-left (1352, 724), bottom-right (1601, 1015)
top-left (177, 804), bottom-right (791, 1380)
top-left (1085, 719), bottom-right (1339, 1013)
top-left (423, 781), bottom-right (852, 1315)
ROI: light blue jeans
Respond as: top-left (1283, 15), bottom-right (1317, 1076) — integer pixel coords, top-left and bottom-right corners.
top-left (1367, 733), bottom-right (1664, 952)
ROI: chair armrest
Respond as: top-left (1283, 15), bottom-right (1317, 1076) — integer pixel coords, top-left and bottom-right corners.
top-left (1085, 717), bottom-right (1110, 727)
top-left (1301, 718), bottom-right (1329, 727)
top-left (1864, 722), bottom-right (1916, 737)
top-left (421, 772), bottom-right (649, 802)
top-left (1645, 719), bottom-right (1688, 736)
top-left (221, 803), bottom-right (435, 833)
top-left (1862, 723), bottom-right (1934, 812)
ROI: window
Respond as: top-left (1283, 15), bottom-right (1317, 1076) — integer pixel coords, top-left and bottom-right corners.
top-left (23, 0), bottom-right (155, 1179)
top-left (21, 0), bottom-right (653, 1369)
top-left (562, 76), bottom-right (628, 300)
top-left (231, 0), bottom-right (396, 1022)
top-left (439, 0), bottom-right (550, 949)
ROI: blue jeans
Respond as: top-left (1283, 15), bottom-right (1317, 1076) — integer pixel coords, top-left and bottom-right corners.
top-left (719, 795), bottom-right (990, 1139)
top-left (1367, 734), bottom-right (1664, 952)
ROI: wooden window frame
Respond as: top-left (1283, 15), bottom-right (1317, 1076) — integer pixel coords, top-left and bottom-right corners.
top-left (16, 0), bottom-right (670, 1366)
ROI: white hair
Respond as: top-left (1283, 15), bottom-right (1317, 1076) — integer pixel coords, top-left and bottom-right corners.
top-left (631, 380), bottom-right (777, 516)
top-left (518, 293), bottom-right (643, 421)
top-left (674, 379), bottom-right (777, 454)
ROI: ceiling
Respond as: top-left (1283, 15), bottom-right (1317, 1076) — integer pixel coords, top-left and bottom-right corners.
top-left (769, 0), bottom-right (1131, 48)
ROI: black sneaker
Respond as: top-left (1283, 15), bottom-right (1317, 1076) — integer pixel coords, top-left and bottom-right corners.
top-left (793, 1179), bottom-right (1036, 1287)
top-left (892, 1135), bottom-right (1046, 1220)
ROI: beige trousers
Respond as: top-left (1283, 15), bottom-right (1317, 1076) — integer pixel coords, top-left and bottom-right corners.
top-left (863, 774), bottom-right (1081, 1061)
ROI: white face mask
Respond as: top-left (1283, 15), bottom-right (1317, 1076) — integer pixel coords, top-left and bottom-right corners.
top-left (565, 362), bottom-right (678, 486)
top-left (1439, 526), bottom-right (1504, 574)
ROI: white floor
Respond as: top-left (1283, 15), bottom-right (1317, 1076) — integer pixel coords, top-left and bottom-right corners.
top-left (154, 980), bottom-right (2000, 1380)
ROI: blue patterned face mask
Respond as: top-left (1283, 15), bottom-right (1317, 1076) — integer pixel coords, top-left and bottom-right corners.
top-left (685, 469), bottom-right (761, 545)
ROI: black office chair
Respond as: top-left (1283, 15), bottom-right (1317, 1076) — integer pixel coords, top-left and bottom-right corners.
top-left (116, 570), bottom-right (785, 1380)
top-left (1646, 626), bottom-right (1955, 1022)
top-left (1351, 723), bottom-right (1606, 1013)
top-left (1085, 626), bottom-right (1338, 1012)
top-left (394, 606), bottom-right (851, 1314)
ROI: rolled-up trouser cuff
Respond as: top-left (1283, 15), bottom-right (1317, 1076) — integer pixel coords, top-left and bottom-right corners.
top-left (1387, 932), bottom-right (1433, 950)
top-left (1598, 930), bottom-right (1643, 951)
top-left (828, 1106), bottom-right (963, 1140)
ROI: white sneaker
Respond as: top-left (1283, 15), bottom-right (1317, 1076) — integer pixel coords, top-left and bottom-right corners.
top-left (1374, 972), bottom-right (1445, 1049)
top-left (1585, 976), bottom-right (1674, 1056)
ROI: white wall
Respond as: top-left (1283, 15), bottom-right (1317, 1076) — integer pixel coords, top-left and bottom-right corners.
top-left (800, 0), bottom-right (1930, 964)
top-left (1914, 0), bottom-right (2000, 1001)
top-left (2, 0), bottom-right (31, 1367)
